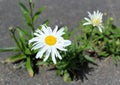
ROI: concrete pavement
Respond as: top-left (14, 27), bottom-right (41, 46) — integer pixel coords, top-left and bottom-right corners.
top-left (0, 0), bottom-right (120, 85)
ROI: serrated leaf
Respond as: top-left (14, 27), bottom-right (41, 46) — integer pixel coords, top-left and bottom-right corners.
top-left (33, 6), bottom-right (46, 22)
top-left (0, 47), bottom-right (19, 52)
top-left (84, 55), bottom-right (96, 64)
top-left (5, 54), bottom-right (26, 63)
top-left (26, 57), bottom-right (34, 77)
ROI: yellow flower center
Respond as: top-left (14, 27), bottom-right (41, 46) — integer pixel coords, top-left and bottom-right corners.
top-left (92, 19), bottom-right (100, 26)
top-left (45, 35), bottom-right (57, 46)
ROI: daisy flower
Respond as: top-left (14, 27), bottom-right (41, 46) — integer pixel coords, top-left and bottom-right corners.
top-left (29, 25), bottom-right (71, 64)
top-left (83, 10), bottom-right (103, 32)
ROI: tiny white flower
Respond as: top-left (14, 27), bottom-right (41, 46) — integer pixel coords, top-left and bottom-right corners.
top-left (83, 10), bottom-right (103, 32)
top-left (29, 25), bottom-right (71, 64)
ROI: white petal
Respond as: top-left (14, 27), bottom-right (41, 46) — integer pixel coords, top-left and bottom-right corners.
top-left (93, 11), bottom-right (96, 15)
top-left (53, 25), bottom-right (58, 35)
top-left (35, 46), bottom-right (48, 59)
top-left (63, 40), bottom-right (71, 47)
top-left (98, 26), bottom-right (102, 32)
top-left (52, 48), bottom-right (62, 60)
top-left (32, 43), bottom-right (45, 50)
top-left (41, 25), bottom-right (50, 35)
top-left (33, 33), bottom-right (40, 37)
top-left (88, 12), bottom-right (92, 18)
top-left (56, 27), bottom-right (65, 37)
top-left (51, 48), bottom-right (57, 64)
top-left (36, 29), bottom-right (44, 35)
top-left (56, 45), bottom-right (67, 51)
top-left (47, 27), bottom-right (52, 34)
top-left (83, 22), bottom-right (91, 26)
top-left (29, 37), bottom-right (39, 44)
top-left (43, 48), bottom-right (51, 61)
top-left (84, 17), bottom-right (91, 22)
top-left (56, 50), bottom-right (62, 60)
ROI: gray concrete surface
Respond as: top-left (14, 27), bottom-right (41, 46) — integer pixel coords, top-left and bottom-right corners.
top-left (0, 0), bottom-right (120, 85)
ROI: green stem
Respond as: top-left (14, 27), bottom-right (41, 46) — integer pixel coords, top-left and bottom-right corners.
top-left (85, 27), bottom-right (94, 48)
top-left (10, 31), bottom-right (25, 55)
top-left (28, 1), bottom-right (35, 32)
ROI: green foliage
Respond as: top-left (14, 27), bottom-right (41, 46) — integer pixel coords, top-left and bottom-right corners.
top-left (33, 6), bottom-right (46, 22)
top-left (4, 54), bottom-right (26, 63)
top-left (0, 47), bottom-right (19, 52)
top-left (26, 57), bottom-right (34, 77)
top-left (0, 0), bottom-right (46, 77)
top-left (54, 17), bottom-right (120, 81)
top-left (90, 17), bottom-right (120, 64)
top-left (19, 2), bottom-right (32, 27)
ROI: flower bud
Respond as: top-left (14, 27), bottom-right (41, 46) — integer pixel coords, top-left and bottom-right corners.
top-left (27, 0), bottom-right (32, 3)
top-left (9, 26), bottom-right (16, 33)
top-left (110, 17), bottom-right (114, 21)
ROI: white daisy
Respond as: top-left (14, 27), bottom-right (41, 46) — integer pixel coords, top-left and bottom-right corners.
top-left (29, 25), bottom-right (71, 64)
top-left (83, 10), bottom-right (103, 32)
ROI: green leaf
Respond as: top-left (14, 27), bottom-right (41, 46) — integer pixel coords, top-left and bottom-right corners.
top-left (117, 56), bottom-right (120, 61)
top-left (56, 62), bottom-right (68, 70)
top-left (112, 55), bottom-right (117, 65)
top-left (63, 70), bottom-right (72, 82)
top-left (17, 28), bottom-right (27, 51)
top-left (26, 57), bottom-right (34, 77)
top-left (84, 55), bottom-right (96, 64)
top-left (33, 6), bottom-right (46, 22)
top-left (25, 48), bottom-right (32, 55)
top-left (16, 26), bottom-right (32, 38)
top-left (63, 26), bottom-right (70, 39)
top-left (0, 47), bottom-right (19, 52)
top-left (36, 61), bottom-right (48, 66)
top-left (98, 52), bottom-right (109, 57)
top-left (5, 54), bottom-right (26, 63)
top-left (19, 2), bottom-right (29, 12)
top-left (19, 2), bottom-right (31, 25)
top-left (56, 70), bottom-right (64, 76)
top-left (42, 20), bottom-right (49, 26)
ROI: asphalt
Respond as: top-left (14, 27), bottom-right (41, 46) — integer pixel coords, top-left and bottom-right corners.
top-left (0, 0), bottom-right (120, 85)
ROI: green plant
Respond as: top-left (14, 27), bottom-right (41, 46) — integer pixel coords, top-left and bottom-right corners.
top-left (91, 17), bottom-right (120, 64)
top-left (0, 0), bottom-right (47, 77)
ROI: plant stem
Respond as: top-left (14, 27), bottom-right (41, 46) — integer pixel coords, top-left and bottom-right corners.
top-left (10, 29), bottom-right (25, 55)
top-left (28, 1), bottom-right (35, 32)
top-left (85, 27), bottom-right (94, 48)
